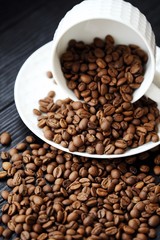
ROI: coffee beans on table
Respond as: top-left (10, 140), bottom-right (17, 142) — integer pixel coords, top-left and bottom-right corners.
top-left (0, 132), bottom-right (12, 145)
top-left (0, 136), bottom-right (160, 239)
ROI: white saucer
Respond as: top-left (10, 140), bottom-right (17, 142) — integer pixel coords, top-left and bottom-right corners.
top-left (14, 42), bottom-right (160, 158)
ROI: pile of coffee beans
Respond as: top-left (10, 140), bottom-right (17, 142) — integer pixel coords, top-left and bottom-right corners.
top-left (33, 35), bottom-right (159, 154)
top-left (34, 90), bottom-right (159, 154)
top-left (60, 35), bottom-right (148, 105)
top-left (0, 135), bottom-right (160, 239)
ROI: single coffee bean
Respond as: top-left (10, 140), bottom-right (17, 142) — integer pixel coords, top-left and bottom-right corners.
top-left (148, 228), bottom-right (157, 238)
top-left (123, 225), bottom-right (135, 234)
top-left (80, 74), bottom-right (92, 84)
top-left (153, 165), bottom-right (160, 175)
top-left (100, 119), bottom-right (111, 131)
top-left (69, 171), bottom-right (79, 182)
top-left (88, 165), bottom-right (99, 177)
top-left (83, 215), bottom-right (94, 226)
top-left (67, 212), bottom-right (79, 222)
top-left (0, 132), bottom-right (12, 145)
top-left (8, 220), bottom-right (16, 231)
top-left (128, 219), bottom-right (140, 230)
top-left (1, 190), bottom-right (9, 200)
top-left (105, 226), bottom-right (118, 235)
top-left (135, 201), bottom-right (145, 211)
top-left (15, 215), bottom-right (26, 223)
top-left (148, 215), bottom-right (160, 227)
top-left (20, 231), bottom-right (30, 240)
top-left (2, 228), bottom-right (12, 238)
top-left (105, 144), bottom-right (115, 154)
top-left (73, 135), bottom-right (84, 147)
top-left (95, 142), bottom-right (104, 155)
top-left (37, 233), bottom-right (48, 240)
top-left (16, 142), bottom-right (27, 151)
top-left (46, 71), bottom-right (53, 78)
top-left (2, 162), bottom-right (12, 171)
top-left (2, 214), bottom-right (10, 224)
top-left (32, 195), bottom-right (44, 205)
top-left (25, 215), bottom-right (37, 225)
top-left (25, 135), bottom-right (35, 143)
top-left (115, 139), bottom-right (127, 149)
top-left (111, 169), bottom-right (121, 179)
top-left (0, 151), bottom-right (10, 160)
top-left (0, 171), bottom-right (7, 179)
top-left (130, 208), bottom-right (140, 218)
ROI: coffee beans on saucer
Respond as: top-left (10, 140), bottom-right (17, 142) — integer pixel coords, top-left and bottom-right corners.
top-left (34, 91), bottom-right (159, 154)
top-left (34, 35), bottom-right (159, 154)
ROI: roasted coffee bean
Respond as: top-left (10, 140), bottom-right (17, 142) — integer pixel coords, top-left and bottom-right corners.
top-left (94, 142), bottom-right (104, 155)
top-left (2, 214), bottom-right (10, 224)
top-left (154, 154), bottom-right (160, 165)
top-left (2, 161), bottom-right (12, 171)
top-left (46, 71), bottom-right (53, 79)
top-left (25, 215), bottom-right (37, 225)
top-left (115, 139), bottom-right (127, 149)
top-left (2, 228), bottom-right (12, 238)
top-left (0, 131), bottom-right (12, 145)
top-left (80, 74), bottom-right (92, 84)
top-left (0, 151), bottom-right (10, 160)
top-left (153, 165), bottom-right (160, 175)
top-left (123, 225), bottom-right (135, 234)
top-left (105, 226), bottom-right (118, 235)
top-left (111, 169), bottom-right (121, 179)
top-left (148, 215), bottom-right (160, 227)
top-left (16, 142), bottom-right (27, 151)
top-left (104, 144), bottom-right (115, 154)
top-left (1, 190), bottom-right (10, 200)
top-left (0, 171), bottom-right (7, 179)
top-left (20, 231), bottom-right (30, 240)
top-left (73, 135), bottom-right (84, 147)
top-left (83, 215), bottom-right (94, 226)
top-left (128, 219), bottom-right (140, 230)
top-left (67, 212), bottom-right (79, 222)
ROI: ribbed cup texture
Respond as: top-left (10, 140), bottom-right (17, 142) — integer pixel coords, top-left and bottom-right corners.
top-left (54, 0), bottom-right (156, 57)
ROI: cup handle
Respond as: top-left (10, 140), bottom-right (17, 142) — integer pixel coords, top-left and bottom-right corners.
top-left (145, 71), bottom-right (160, 108)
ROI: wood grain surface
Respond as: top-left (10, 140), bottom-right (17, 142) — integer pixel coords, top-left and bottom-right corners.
top-left (0, 0), bottom-right (160, 239)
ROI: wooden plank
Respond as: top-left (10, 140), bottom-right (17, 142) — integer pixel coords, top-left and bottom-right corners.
top-left (0, 0), bottom-right (82, 111)
top-left (0, 0), bottom-right (48, 32)
top-left (0, 103), bottom-right (31, 151)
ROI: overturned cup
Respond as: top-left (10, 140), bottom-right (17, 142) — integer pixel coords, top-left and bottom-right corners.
top-left (52, 0), bottom-right (156, 103)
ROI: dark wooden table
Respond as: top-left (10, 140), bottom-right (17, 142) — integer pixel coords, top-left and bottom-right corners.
top-left (0, 0), bottom-right (160, 239)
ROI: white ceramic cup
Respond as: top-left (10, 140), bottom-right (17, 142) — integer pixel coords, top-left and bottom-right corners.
top-left (52, 0), bottom-right (157, 103)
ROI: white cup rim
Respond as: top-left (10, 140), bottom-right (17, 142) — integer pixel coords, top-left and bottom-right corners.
top-left (52, 15), bottom-right (156, 103)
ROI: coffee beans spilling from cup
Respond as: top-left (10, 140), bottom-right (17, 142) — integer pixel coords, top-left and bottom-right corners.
top-left (34, 35), bottom-right (159, 154)
top-left (0, 135), bottom-right (160, 239)
top-left (34, 90), bottom-right (159, 154)
top-left (60, 35), bottom-right (148, 106)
